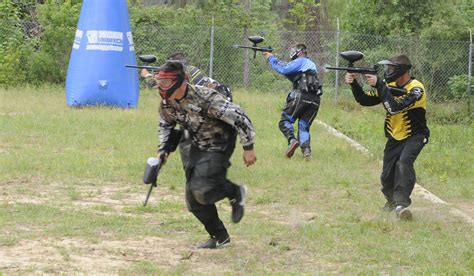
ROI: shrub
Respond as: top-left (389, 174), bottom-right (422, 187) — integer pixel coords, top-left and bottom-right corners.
top-left (447, 74), bottom-right (469, 101)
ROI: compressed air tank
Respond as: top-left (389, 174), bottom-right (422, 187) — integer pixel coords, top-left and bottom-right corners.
top-left (65, 0), bottom-right (139, 108)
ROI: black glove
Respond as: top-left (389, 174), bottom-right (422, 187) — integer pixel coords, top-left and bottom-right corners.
top-left (162, 128), bottom-right (183, 153)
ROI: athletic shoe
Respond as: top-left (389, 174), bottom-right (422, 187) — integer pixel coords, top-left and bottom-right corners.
top-left (230, 185), bottom-right (247, 223)
top-left (286, 138), bottom-right (300, 158)
top-left (395, 205), bottom-right (413, 220)
top-left (197, 233), bottom-right (231, 249)
top-left (302, 147), bottom-right (312, 161)
top-left (380, 201), bottom-right (396, 212)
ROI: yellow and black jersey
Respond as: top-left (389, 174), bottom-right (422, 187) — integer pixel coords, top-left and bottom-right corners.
top-left (349, 78), bottom-right (429, 141)
top-left (380, 79), bottom-right (429, 141)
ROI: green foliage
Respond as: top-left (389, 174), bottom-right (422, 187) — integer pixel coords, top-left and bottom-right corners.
top-left (337, 1), bottom-right (471, 103)
top-left (447, 74), bottom-right (470, 101)
top-left (31, 2), bottom-right (80, 84)
top-left (420, 2), bottom-right (473, 41)
top-left (284, 0), bottom-right (321, 31)
top-left (0, 0), bottom-right (471, 95)
top-left (0, 1), bottom-right (32, 86)
top-left (130, 5), bottom-right (204, 28)
top-left (129, 1), bottom-right (277, 29)
top-left (129, 4), bottom-right (281, 89)
top-left (0, 1), bottom-right (80, 86)
top-left (342, 0), bottom-right (472, 41)
top-left (0, 1), bottom-right (21, 43)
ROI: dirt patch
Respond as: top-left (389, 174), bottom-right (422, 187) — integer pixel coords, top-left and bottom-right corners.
top-left (0, 237), bottom-right (188, 273)
top-left (0, 178), bottom-right (182, 212)
top-left (0, 236), bottom-right (240, 274)
top-left (455, 202), bottom-right (474, 218)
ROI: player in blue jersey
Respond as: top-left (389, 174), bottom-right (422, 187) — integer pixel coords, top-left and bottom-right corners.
top-left (264, 44), bottom-right (322, 160)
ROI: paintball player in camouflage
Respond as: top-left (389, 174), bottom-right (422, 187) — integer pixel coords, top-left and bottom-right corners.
top-left (156, 61), bottom-right (257, 249)
top-left (142, 52), bottom-right (232, 170)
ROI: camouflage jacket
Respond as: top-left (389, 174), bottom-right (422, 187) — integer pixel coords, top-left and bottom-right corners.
top-left (159, 85), bottom-right (255, 152)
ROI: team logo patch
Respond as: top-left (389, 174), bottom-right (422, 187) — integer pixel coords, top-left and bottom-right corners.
top-left (411, 87), bottom-right (423, 99)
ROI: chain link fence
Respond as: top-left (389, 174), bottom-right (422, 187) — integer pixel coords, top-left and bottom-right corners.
top-left (8, 20), bottom-right (474, 116)
top-left (133, 24), bottom-right (472, 111)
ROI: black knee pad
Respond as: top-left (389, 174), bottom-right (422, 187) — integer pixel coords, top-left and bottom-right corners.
top-left (189, 177), bottom-right (218, 205)
top-left (192, 190), bottom-right (209, 205)
top-left (395, 159), bottom-right (412, 174)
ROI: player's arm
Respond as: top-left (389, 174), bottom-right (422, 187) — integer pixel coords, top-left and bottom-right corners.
top-left (267, 56), bottom-right (304, 75)
top-left (375, 79), bottom-right (423, 115)
top-left (345, 73), bottom-right (381, 106)
top-left (157, 107), bottom-right (178, 157)
top-left (207, 94), bottom-right (257, 166)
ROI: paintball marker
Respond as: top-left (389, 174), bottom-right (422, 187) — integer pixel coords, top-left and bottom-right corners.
top-left (325, 51), bottom-right (378, 75)
top-left (326, 51), bottom-right (408, 96)
top-left (142, 155), bottom-right (165, 206)
top-left (232, 36), bottom-right (273, 58)
top-left (126, 54), bottom-right (161, 72)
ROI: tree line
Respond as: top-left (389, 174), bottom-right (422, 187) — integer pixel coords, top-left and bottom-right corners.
top-left (0, 0), bottom-right (471, 87)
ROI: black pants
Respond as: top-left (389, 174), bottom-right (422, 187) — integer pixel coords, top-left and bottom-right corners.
top-left (184, 136), bottom-right (239, 238)
top-left (380, 135), bottom-right (426, 207)
top-left (279, 91), bottom-right (320, 149)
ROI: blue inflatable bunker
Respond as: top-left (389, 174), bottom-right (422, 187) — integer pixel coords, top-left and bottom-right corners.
top-left (65, 0), bottom-right (139, 108)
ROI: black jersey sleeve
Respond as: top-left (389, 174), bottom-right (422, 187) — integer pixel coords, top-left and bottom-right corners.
top-left (350, 80), bottom-right (381, 106)
top-left (376, 79), bottom-right (421, 115)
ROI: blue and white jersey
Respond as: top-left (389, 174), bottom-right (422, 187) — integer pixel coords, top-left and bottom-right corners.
top-left (267, 56), bottom-right (317, 82)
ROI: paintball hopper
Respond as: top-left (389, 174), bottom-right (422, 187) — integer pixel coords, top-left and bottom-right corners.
top-left (340, 51), bottom-right (364, 67)
top-left (248, 35), bottom-right (264, 45)
top-left (125, 54), bottom-right (160, 71)
top-left (232, 35), bottom-right (273, 58)
top-left (325, 50), bottom-right (379, 75)
top-left (248, 36), bottom-right (264, 58)
top-left (139, 55), bottom-right (157, 64)
top-left (143, 157), bottom-right (160, 185)
top-left (142, 156), bottom-right (165, 206)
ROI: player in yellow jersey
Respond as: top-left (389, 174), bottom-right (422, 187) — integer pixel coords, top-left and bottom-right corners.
top-left (344, 54), bottom-right (429, 220)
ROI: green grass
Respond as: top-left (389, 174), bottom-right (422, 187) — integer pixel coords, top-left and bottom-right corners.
top-left (0, 85), bottom-right (473, 273)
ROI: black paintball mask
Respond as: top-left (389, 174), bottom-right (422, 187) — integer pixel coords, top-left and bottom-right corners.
top-left (156, 62), bottom-right (186, 100)
top-left (289, 46), bottom-right (307, 60)
top-left (377, 59), bottom-right (412, 83)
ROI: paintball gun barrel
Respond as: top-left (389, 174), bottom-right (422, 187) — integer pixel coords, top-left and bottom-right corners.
top-left (325, 51), bottom-right (378, 75)
top-left (232, 36), bottom-right (273, 58)
top-left (126, 55), bottom-right (161, 71)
